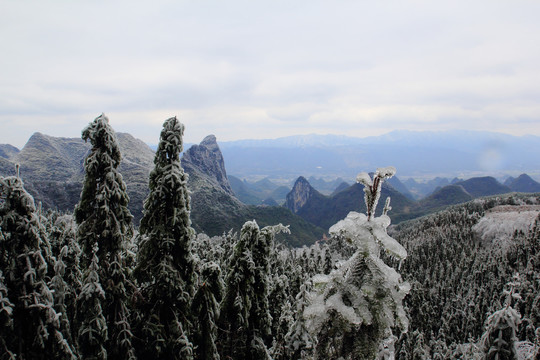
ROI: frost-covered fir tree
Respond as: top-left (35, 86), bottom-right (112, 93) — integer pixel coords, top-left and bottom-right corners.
top-left (284, 281), bottom-right (315, 360)
top-left (0, 173), bottom-right (76, 359)
top-left (134, 116), bottom-right (196, 359)
top-left (191, 262), bottom-right (223, 360)
top-left (305, 167), bottom-right (410, 360)
top-left (219, 220), bottom-right (289, 360)
top-left (74, 114), bottom-right (136, 360)
top-left (480, 274), bottom-right (523, 360)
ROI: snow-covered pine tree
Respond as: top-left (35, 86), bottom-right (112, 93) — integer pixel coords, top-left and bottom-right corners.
top-left (191, 261), bottom-right (223, 360)
top-left (133, 116), bottom-right (196, 359)
top-left (219, 221), bottom-right (259, 360)
top-left (219, 221), bottom-right (289, 360)
top-left (74, 114), bottom-right (136, 360)
top-left (305, 167), bottom-right (410, 360)
top-left (480, 274), bottom-right (523, 360)
top-left (284, 281), bottom-right (315, 360)
top-left (0, 173), bottom-right (76, 359)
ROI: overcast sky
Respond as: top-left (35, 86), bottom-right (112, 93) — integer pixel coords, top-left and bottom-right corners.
top-left (1, 0), bottom-right (540, 148)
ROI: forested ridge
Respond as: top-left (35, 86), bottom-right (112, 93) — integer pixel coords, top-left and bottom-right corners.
top-left (0, 115), bottom-right (538, 359)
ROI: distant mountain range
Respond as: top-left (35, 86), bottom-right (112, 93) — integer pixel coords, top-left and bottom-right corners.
top-left (0, 132), bottom-right (323, 247)
top-left (282, 173), bottom-right (540, 230)
top-left (219, 130), bottom-right (540, 179)
top-left (2, 129), bottom-right (540, 243)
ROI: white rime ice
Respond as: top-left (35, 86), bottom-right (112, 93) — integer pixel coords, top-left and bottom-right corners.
top-left (305, 166), bottom-right (409, 359)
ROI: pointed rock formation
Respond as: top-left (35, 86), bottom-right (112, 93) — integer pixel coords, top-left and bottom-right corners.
top-left (182, 135), bottom-right (235, 196)
top-left (285, 176), bottom-right (319, 214)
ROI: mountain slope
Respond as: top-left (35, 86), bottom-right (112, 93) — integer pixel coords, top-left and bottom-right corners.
top-left (182, 136), bottom-right (323, 246)
top-left (454, 176), bottom-right (511, 197)
top-left (506, 173), bottom-right (540, 193)
top-left (0, 144), bottom-right (20, 160)
top-left (0, 132), bottom-right (154, 223)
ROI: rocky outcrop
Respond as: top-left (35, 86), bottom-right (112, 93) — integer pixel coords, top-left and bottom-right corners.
top-left (285, 176), bottom-right (318, 214)
top-left (181, 135), bottom-right (235, 196)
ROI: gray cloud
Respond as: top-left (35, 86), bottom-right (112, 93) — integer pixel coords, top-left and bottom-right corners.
top-left (1, 0), bottom-right (540, 148)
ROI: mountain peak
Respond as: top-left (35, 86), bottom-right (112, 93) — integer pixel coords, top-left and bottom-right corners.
top-left (507, 173), bottom-right (540, 193)
top-left (201, 134), bottom-right (218, 148)
top-left (182, 135), bottom-right (234, 196)
top-left (285, 176), bottom-right (318, 213)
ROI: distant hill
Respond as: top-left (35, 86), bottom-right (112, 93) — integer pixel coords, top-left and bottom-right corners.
top-left (387, 176), bottom-right (416, 200)
top-left (453, 176), bottom-right (511, 197)
top-left (307, 176), bottom-right (348, 195)
top-left (402, 177), bottom-right (450, 199)
top-left (228, 175), bottom-right (262, 205)
top-left (505, 173), bottom-right (540, 193)
top-left (0, 131), bottom-right (323, 247)
top-left (415, 185), bottom-right (473, 215)
top-left (330, 181), bottom-right (350, 196)
top-left (284, 176), bottom-right (415, 231)
top-left (228, 175), bottom-right (290, 205)
top-left (283, 173), bottom-right (539, 229)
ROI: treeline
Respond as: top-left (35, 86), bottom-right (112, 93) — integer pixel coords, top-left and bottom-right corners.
top-left (1, 114), bottom-right (539, 359)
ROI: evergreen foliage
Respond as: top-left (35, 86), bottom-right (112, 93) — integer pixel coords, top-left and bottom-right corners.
top-left (480, 275), bottom-right (523, 359)
top-left (2, 118), bottom-right (540, 359)
top-left (219, 220), bottom-right (289, 360)
top-left (0, 173), bottom-right (76, 359)
top-left (133, 116), bottom-right (196, 359)
top-left (74, 114), bottom-right (135, 359)
top-left (191, 262), bottom-right (223, 360)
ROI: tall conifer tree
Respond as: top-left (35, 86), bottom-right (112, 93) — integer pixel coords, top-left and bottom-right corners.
top-left (74, 114), bottom-right (136, 359)
top-left (0, 173), bottom-right (76, 359)
top-left (219, 221), bottom-right (288, 360)
top-left (134, 116), bottom-right (195, 359)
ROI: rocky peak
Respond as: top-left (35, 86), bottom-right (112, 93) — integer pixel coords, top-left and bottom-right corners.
top-left (285, 176), bottom-right (316, 213)
top-left (181, 135), bottom-right (234, 196)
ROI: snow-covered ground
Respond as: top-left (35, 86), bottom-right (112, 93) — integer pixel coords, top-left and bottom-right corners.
top-left (473, 205), bottom-right (540, 249)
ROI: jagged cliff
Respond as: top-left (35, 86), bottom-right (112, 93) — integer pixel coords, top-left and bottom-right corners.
top-left (182, 135), bottom-right (235, 197)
